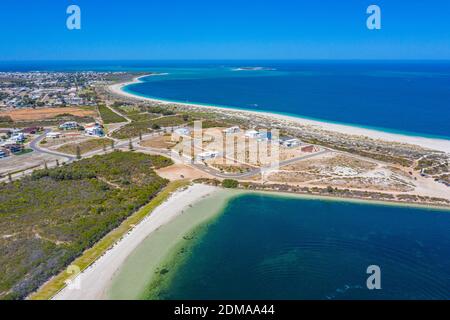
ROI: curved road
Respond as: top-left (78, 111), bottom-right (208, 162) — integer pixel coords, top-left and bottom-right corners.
top-left (29, 129), bottom-right (76, 162)
top-left (28, 128), bottom-right (329, 181)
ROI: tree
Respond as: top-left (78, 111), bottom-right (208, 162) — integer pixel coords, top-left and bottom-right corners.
top-left (182, 114), bottom-right (189, 122)
top-left (76, 146), bottom-right (82, 160)
top-left (222, 179), bottom-right (239, 189)
top-left (129, 139), bottom-right (134, 151)
top-left (139, 131), bottom-right (143, 141)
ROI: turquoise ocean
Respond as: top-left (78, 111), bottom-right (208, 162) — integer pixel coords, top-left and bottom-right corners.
top-left (149, 194), bottom-right (450, 300)
top-left (2, 60), bottom-right (450, 138)
top-left (2, 61), bottom-right (449, 299)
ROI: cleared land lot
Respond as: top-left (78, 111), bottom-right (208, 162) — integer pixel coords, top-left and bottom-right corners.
top-left (0, 107), bottom-right (97, 121)
top-left (56, 138), bottom-right (113, 155)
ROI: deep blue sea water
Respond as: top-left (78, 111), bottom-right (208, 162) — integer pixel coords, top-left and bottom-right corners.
top-left (154, 194), bottom-right (450, 300)
top-left (1, 60), bottom-right (449, 138)
top-left (122, 61), bottom-right (450, 139)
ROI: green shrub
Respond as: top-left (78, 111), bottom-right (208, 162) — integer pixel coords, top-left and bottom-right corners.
top-left (0, 151), bottom-right (173, 299)
top-left (222, 179), bottom-right (239, 189)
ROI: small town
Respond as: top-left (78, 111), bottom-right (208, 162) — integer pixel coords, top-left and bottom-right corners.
top-left (1, 70), bottom-right (449, 302)
top-left (0, 71), bottom-right (124, 108)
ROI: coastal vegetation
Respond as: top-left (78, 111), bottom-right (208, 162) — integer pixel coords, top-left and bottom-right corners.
top-left (0, 151), bottom-right (173, 300)
top-left (56, 138), bottom-right (113, 155)
top-left (111, 115), bottom-right (189, 139)
top-left (194, 178), bottom-right (450, 207)
top-left (111, 102), bottom-right (176, 117)
top-left (97, 104), bottom-right (127, 124)
top-left (31, 179), bottom-right (189, 301)
top-left (222, 179), bottom-right (239, 188)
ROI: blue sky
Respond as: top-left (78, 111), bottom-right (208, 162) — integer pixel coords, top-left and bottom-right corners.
top-left (0, 0), bottom-right (449, 60)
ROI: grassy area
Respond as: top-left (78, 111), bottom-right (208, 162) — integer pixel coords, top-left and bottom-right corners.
top-left (127, 113), bottom-right (159, 122)
top-left (98, 105), bottom-right (127, 124)
top-left (0, 114), bottom-right (96, 128)
top-left (111, 115), bottom-right (188, 140)
top-left (29, 179), bottom-right (190, 300)
top-left (0, 151), bottom-right (173, 300)
top-left (56, 138), bottom-right (113, 155)
top-left (111, 102), bottom-right (176, 117)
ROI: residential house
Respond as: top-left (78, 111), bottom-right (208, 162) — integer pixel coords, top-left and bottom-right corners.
top-left (3, 143), bottom-right (23, 153)
top-left (59, 121), bottom-right (80, 130)
top-left (84, 123), bottom-right (104, 137)
top-left (223, 126), bottom-right (240, 135)
top-left (245, 129), bottom-right (259, 139)
top-left (0, 148), bottom-right (8, 158)
top-left (197, 150), bottom-right (220, 161)
top-left (10, 132), bottom-right (25, 143)
top-left (46, 132), bottom-right (62, 139)
top-left (174, 128), bottom-right (191, 136)
top-left (280, 138), bottom-right (301, 148)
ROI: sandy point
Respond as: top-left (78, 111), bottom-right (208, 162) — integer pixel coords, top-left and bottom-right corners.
top-left (108, 77), bottom-right (450, 154)
top-left (53, 184), bottom-right (219, 300)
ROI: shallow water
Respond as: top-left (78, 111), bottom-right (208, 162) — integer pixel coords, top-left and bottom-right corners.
top-left (147, 193), bottom-right (450, 300)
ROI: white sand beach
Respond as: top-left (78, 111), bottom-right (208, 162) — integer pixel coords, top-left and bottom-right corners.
top-left (53, 184), bottom-right (219, 300)
top-left (109, 75), bottom-right (450, 153)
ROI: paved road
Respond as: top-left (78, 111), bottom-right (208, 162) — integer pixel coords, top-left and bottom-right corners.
top-left (188, 149), bottom-right (330, 179)
top-left (26, 130), bottom-right (330, 181)
top-left (29, 129), bottom-right (76, 162)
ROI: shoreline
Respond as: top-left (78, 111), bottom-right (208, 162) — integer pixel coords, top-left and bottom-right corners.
top-left (53, 184), bottom-right (219, 300)
top-left (54, 185), bottom-right (449, 300)
top-left (99, 186), bottom-right (450, 300)
top-left (109, 75), bottom-right (450, 153)
top-left (107, 188), bottom-right (240, 300)
top-left (241, 187), bottom-right (450, 212)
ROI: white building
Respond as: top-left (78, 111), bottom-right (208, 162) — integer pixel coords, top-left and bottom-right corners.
top-left (84, 123), bottom-right (104, 137)
top-left (174, 128), bottom-right (191, 136)
top-left (59, 122), bottom-right (79, 130)
top-left (280, 138), bottom-right (300, 148)
top-left (46, 132), bottom-right (62, 139)
top-left (197, 150), bottom-right (219, 161)
top-left (245, 129), bottom-right (259, 139)
top-left (9, 133), bottom-right (25, 143)
top-left (223, 126), bottom-right (240, 134)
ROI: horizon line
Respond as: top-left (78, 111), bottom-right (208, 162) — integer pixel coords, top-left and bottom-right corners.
top-left (1, 58), bottom-right (450, 63)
